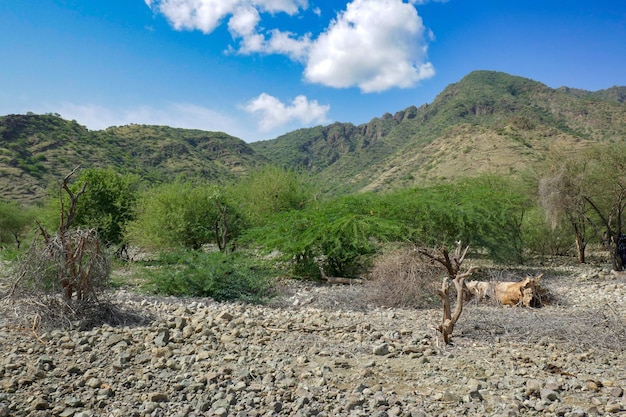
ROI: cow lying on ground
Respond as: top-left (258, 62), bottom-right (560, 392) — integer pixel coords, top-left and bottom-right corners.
top-left (465, 274), bottom-right (546, 307)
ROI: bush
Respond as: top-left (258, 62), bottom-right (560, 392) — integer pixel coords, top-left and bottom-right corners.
top-left (522, 207), bottom-right (575, 257)
top-left (0, 199), bottom-right (34, 248)
top-left (126, 181), bottom-right (240, 250)
top-left (379, 176), bottom-right (528, 263)
top-left (366, 246), bottom-right (442, 308)
top-left (227, 164), bottom-right (312, 228)
top-left (243, 193), bottom-right (403, 277)
top-left (142, 250), bottom-right (276, 302)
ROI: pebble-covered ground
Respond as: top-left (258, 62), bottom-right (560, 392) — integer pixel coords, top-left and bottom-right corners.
top-left (0, 261), bottom-right (625, 417)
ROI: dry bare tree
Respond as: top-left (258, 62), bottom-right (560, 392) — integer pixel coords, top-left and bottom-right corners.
top-left (418, 242), bottom-right (474, 344)
top-left (9, 167), bottom-right (111, 326)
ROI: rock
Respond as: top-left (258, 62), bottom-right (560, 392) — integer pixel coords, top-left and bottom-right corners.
top-left (216, 311), bottom-right (234, 321)
top-left (149, 392), bottom-right (169, 402)
top-left (0, 269), bottom-right (625, 417)
top-left (540, 388), bottom-right (559, 402)
top-left (569, 408), bottom-right (587, 417)
top-left (31, 397), bottom-right (49, 410)
top-left (105, 334), bottom-right (127, 347)
top-left (607, 386), bottom-right (624, 397)
top-left (64, 397), bottom-right (84, 407)
top-left (85, 377), bottom-right (102, 388)
top-left (605, 402), bottom-right (623, 413)
top-left (373, 343), bottom-right (391, 355)
top-left (154, 329), bottom-right (170, 346)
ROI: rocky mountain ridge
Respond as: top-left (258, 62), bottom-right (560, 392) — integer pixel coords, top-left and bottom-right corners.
top-left (2, 71), bottom-right (625, 202)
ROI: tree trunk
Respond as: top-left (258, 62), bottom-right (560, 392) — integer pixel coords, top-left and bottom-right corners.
top-left (574, 234), bottom-right (586, 264)
top-left (418, 242), bottom-right (474, 344)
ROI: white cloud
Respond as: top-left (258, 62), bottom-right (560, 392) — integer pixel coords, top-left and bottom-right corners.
top-left (146, 0), bottom-right (308, 34)
top-left (243, 93), bottom-right (330, 131)
top-left (147, 0), bottom-right (437, 92)
top-left (304, 0), bottom-right (435, 92)
top-left (238, 29), bottom-right (311, 61)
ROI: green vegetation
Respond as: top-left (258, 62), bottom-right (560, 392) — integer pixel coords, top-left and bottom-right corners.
top-left (244, 193), bottom-right (404, 277)
top-left (0, 198), bottom-right (34, 249)
top-left (140, 249), bottom-right (275, 303)
top-left (226, 164), bottom-right (312, 228)
top-left (67, 168), bottom-right (142, 246)
top-left (126, 180), bottom-right (238, 251)
top-left (3, 70), bottom-right (626, 304)
top-left (244, 175), bottom-right (528, 277)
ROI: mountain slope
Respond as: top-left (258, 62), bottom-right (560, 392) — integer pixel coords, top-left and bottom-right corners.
top-left (2, 71), bottom-right (626, 203)
top-left (251, 71), bottom-right (626, 193)
top-left (0, 114), bottom-right (266, 204)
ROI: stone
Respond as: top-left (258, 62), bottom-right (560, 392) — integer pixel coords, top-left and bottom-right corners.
top-left (85, 377), bottom-right (102, 388)
top-left (540, 388), bottom-right (559, 402)
top-left (217, 311), bottom-right (234, 321)
top-left (605, 402), bottom-right (623, 413)
top-left (373, 343), bottom-right (391, 356)
top-left (31, 397), bottom-right (49, 410)
top-left (154, 329), bottom-right (170, 347)
top-left (0, 268), bottom-right (624, 417)
top-left (148, 392), bottom-right (169, 402)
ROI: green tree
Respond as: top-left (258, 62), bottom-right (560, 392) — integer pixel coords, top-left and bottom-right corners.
top-left (243, 193), bottom-right (402, 277)
top-left (538, 147), bottom-right (595, 263)
top-left (379, 176), bottom-right (528, 263)
top-left (537, 144), bottom-right (626, 269)
top-left (126, 180), bottom-right (239, 250)
top-left (227, 164), bottom-right (312, 228)
top-left (70, 168), bottom-right (141, 246)
top-left (581, 144), bottom-right (626, 269)
top-left (0, 199), bottom-right (34, 248)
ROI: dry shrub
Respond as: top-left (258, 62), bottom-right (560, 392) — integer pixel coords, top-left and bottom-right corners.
top-left (6, 228), bottom-right (115, 329)
top-left (459, 305), bottom-right (626, 352)
top-left (366, 247), bottom-right (442, 308)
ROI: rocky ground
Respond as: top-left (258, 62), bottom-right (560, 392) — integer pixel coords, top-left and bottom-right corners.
top-left (0, 261), bottom-right (625, 417)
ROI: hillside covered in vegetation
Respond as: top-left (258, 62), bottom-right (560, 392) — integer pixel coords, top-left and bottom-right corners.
top-left (1, 70), bottom-right (625, 203)
top-left (0, 116), bottom-right (266, 204)
top-left (251, 71), bottom-right (626, 193)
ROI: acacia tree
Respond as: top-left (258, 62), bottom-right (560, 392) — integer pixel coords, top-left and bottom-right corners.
top-left (538, 148), bottom-right (593, 263)
top-left (582, 144), bottom-right (626, 270)
top-left (539, 144), bottom-right (626, 269)
top-left (126, 180), bottom-right (239, 251)
top-left (71, 168), bottom-right (141, 248)
top-left (0, 199), bottom-right (34, 249)
top-left (379, 176), bottom-right (528, 263)
top-left (226, 164), bottom-right (312, 228)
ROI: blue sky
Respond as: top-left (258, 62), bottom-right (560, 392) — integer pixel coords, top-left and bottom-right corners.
top-left (0, 0), bottom-right (624, 142)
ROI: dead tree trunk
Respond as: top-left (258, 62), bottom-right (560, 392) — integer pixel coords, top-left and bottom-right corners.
top-left (419, 242), bottom-right (474, 344)
top-left (57, 167), bottom-right (88, 301)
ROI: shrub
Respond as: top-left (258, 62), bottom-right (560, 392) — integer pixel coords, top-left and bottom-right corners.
top-left (8, 169), bottom-right (113, 329)
top-left (226, 164), bottom-right (312, 228)
top-left (366, 246), bottom-right (442, 308)
top-left (126, 181), bottom-right (240, 251)
top-left (0, 199), bottom-right (34, 249)
top-left (243, 193), bottom-right (403, 277)
top-left (142, 250), bottom-right (276, 303)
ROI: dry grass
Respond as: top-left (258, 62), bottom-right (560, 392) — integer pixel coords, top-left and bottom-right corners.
top-left (459, 304), bottom-right (626, 352)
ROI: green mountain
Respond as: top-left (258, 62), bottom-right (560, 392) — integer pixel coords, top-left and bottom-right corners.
top-left (2, 71), bottom-right (625, 203)
top-left (250, 70), bottom-right (626, 193)
top-left (0, 114), bottom-right (267, 204)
